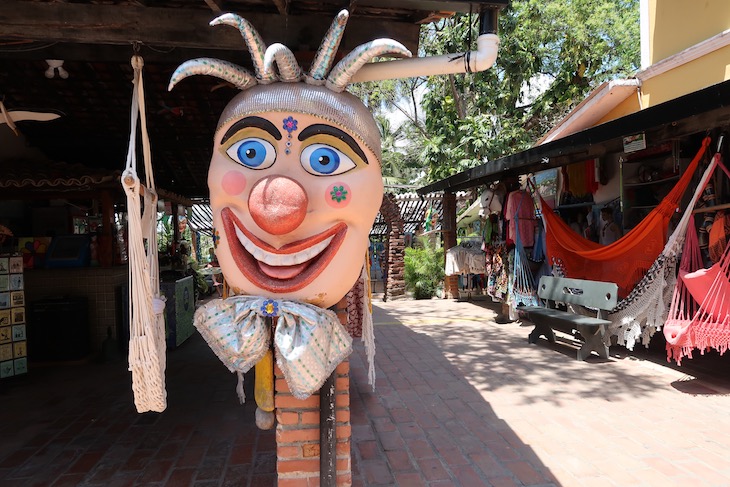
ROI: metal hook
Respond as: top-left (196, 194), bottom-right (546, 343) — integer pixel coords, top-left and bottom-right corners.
top-left (132, 41), bottom-right (142, 54)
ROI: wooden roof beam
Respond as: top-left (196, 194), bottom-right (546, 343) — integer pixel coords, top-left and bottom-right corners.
top-left (0, 0), bottom-right (419, 53)
top-left (203, 0), bottom-right (224, 14)
top-left (271, 0), bottom-right (290, 16)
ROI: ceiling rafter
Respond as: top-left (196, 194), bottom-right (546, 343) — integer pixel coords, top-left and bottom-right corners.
top-left (271, 0), bottom-right (289, 16)
top-left (0, 1), bottom-right (419, 54)
top-left (203, 0), bottom-right (224, 14)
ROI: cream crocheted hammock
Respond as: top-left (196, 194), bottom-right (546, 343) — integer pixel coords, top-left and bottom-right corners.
top-left (122, 55), bottom-right (167, 413)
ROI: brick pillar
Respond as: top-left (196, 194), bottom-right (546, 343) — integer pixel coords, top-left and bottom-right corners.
top-left (275, 297), bottom-right (352, 486)
top-left (380, 193), bottom-right (406, 301)
top-left (442, 192), bottom-right (459, 299)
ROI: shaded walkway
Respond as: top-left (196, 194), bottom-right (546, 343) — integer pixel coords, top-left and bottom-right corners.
top-left (0, 297), bottom-right (729, 485)
top-left (350, 298), bottom-right (730, 486)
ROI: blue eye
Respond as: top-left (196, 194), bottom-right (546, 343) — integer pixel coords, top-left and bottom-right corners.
top-left (226, 138), bottom-right (276, 169)
top-left (300, 144), bottom-right (356, 176)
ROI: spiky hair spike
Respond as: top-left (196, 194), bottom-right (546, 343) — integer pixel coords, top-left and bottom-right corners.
top-left (168, 58), bottom-right (256, 91)
top-left (264, 44), bottom-right (302, 83)
top-left (306, 9), bottom-right (349, 85)
top-left (169, 10), bottom-right (411, 94)
top-left (326, 40), bottom-right (412, 93)
top-left (211, 13), bottom-right (271, 83)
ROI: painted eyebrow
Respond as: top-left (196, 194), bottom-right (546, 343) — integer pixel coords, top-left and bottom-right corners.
top-left (298, 124), bottom-right (368, 165)
top-left (220, 116), bottom-right (282, 144)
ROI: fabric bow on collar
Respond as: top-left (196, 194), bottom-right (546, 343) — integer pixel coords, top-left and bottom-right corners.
top-left (194, 296), bottom-right (352, 399)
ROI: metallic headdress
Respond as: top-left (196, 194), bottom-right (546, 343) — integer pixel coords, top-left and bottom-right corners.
top-left (168, 9), bottom-right (412, 93)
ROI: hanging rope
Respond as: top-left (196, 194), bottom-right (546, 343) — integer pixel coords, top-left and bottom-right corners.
top-left (122, 54), bottom-right (167, 413)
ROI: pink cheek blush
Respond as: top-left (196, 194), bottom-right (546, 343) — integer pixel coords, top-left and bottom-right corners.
top-left (326, 182), bottom-right (351, 209)
top-left (221, 171), bottom-right (247, 196)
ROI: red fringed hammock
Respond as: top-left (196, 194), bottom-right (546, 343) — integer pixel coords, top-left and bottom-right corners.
top-left (540, 137), bottom-right (711, 298)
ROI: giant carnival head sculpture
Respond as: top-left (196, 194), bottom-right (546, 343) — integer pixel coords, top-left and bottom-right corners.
top-left (169, 11), bottom-right (411, 410)
top-left (170, 11), bottom-right (410, 309)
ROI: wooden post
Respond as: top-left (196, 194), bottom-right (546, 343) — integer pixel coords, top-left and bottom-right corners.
top-left (442, 191), bottom-right (459, 299)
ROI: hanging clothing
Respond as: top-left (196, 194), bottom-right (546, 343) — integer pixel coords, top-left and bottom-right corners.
top-left (562, 159), bottom-right (599, 196)
top-left (445, 244), bottom-right (486, 276)
top-left (505, 190), bottom-right (536, 247)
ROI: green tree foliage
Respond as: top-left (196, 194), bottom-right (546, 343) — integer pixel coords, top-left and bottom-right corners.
top-left (354, 0), bottom-right (640, 184)
top-left (349, 80), bottom-right (428, 190)
top-left (404, 236), bottom-right (445, 299)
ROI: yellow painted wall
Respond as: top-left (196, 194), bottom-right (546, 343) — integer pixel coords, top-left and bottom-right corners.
top-left (597, 94), bottom-right (641, 125)
top-left (650, 0), bottom-right (730, 64)
top-left (641, 44), bottom-right (730, 107)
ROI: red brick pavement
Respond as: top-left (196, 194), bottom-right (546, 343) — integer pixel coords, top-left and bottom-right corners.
top-left (349, 297), bottom-right (730, 486)
top-left (1, 296), bottom-right (730, 486)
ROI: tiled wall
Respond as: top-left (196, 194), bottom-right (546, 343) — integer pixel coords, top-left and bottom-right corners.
top-left (24, 266), bottom-right (127, 357)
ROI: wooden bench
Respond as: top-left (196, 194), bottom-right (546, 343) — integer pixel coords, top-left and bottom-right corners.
top-left (519, 276), bottom-right (618, 361)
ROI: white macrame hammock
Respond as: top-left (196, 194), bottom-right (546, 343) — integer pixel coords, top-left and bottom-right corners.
top-left (603, 151), bottom-right (720, 349)
top-left (122, 55), bottom-right (167, 413)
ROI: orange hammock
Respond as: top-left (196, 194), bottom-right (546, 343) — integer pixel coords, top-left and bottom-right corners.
top-left (540, 137), bottom-right (711, 298)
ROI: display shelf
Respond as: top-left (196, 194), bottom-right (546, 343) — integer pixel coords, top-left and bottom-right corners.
top-left (0, 255), bottom-right (26, 379)
top-left (620, 141), bottom-right (683, 231)
top-left (624, 175), bottom-right (680, 188)
top-left (555, 201), bottom-right (595, 209)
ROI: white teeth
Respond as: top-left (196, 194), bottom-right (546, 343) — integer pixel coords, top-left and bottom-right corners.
top-left (234, 226), bottom-right (334, 266)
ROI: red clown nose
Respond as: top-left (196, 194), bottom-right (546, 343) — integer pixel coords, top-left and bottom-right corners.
top-left (248, 175), bottom-right (308, 235)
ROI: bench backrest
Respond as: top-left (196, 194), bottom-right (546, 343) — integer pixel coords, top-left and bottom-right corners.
top-left (536, 276), bottom-right (618, 311)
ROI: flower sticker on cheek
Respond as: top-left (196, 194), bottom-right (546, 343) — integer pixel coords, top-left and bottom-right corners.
top-left (326, 182), bottom-right (351, 208)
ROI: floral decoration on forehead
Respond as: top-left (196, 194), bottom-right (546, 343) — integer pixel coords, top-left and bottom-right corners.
top-left (168, 9), bottom-right (411, 94)
top-left (282, 116), bottom-right (298, 154)
top-left (282, 116), bottom-right (298, 134)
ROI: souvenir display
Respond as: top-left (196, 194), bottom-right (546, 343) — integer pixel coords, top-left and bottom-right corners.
top-left (0, 257), bottom-right (26, 378)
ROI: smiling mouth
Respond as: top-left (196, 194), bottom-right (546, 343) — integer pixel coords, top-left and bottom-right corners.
top-left (221, 207), bottom-right (347, 293)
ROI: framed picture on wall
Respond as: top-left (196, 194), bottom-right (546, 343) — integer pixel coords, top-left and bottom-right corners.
top-left (533, 168), bottom-right (558, 210)
top-left (0, 275), bottom-right (8, 292)
top-left (0, 360), bottom-right (13, 378)
top-left (0, 310), bottom-right (10, 326)
top-left (11, 308), bottom-right (24, 324)
top-left (10, 292), bottom-right (24, 308)
top-left (12, 324), bottom-right (26, 341)
top-left (0, 344), bottom-right (11, 362)
top-left (0, 258), bottom-right (8, 274)
top-left (14, 357), bottom-right (27, 375)
top-left (0, 326), bottom-right (10, 343)
top-left (0, 293), bottom-right (9, 309)
top-left (9, 274), bottom-right (23, 291)
top-left (13, 341), bottom-right (26, 358)
top-left (8, 257), bottom-right (22, 274)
